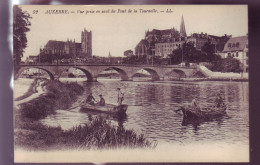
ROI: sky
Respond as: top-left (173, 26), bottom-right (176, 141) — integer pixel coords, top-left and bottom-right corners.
top-left (19, 5), bottom-right (248, 60)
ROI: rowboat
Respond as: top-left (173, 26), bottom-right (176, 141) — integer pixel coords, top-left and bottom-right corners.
top-left (80, 103), bottom-right (128, 115)
top-left (180, 104), bottom-right (227, 119)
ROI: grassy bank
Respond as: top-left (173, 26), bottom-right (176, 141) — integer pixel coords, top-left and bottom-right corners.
top-left (19, 80), bottom-right (84, 119)
top-left (15, 80), bottom-right (155, 150)
top-left (15, 116), bottom-right (155, 150)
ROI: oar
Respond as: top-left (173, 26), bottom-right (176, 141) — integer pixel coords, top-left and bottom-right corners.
top-left (67, 100), bottom-right (85, 110)
top-left (67, 105), bottom-right (82, 111)
top-left (127, 103), bottom-right (152, 106)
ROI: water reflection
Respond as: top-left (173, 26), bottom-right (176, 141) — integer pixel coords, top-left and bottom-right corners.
top-left (181, 114), bottom-right (226, 129)
top-left (40, 79), bottom-right (248, 147)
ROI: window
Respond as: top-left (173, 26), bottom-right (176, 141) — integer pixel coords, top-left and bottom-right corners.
top-left (236, 42), bottom-right (240, 47)
top-left (236, 52), bottom-right (239, 57)
top-left (228, 43), bottom-right (231, 47)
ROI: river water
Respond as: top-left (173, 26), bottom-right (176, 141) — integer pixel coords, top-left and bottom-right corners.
top-left (38, 78), bottom-right (249, 149)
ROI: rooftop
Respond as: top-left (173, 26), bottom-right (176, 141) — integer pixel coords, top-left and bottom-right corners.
top-left (223, 36), bottom-right (248, 52)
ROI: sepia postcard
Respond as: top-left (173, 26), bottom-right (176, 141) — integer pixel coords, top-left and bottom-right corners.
top-left (13, 5), bottom-right (249, 163)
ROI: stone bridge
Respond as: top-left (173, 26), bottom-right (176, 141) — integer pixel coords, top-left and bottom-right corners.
top-left (15, 64), bottom-right (199, 81)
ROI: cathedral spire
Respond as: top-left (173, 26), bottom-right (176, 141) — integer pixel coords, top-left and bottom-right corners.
top-left (108, 50), bottom-right (112, 57)
top-left (180, 15), bottom-right (187, 37)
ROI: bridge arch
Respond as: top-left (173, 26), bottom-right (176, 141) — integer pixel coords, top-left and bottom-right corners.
top-left (99, 67), bottom-right (130, 81)
top-left (70, 67), bottom-right (95, 82)
top-left (192, 71), bottom-right (207, 78)
top-left (142, 68), bottom-right (160, 81)
top-left (165, 69), bottom-right (186, 79)
top-left (15, 67), bottom-right (55, 80)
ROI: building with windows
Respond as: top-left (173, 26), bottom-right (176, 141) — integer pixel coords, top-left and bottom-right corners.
top-left (222, 35), bottom-right (248, 72)
top-left (155, 39), bottom-right (185, 58)
top-left (135, 28), bottom-right (182, 57)
top-left (40, 28), bottom-right (92, 59)
top-left (154, 32), bottom-right (231, 58)
top-left (187, 33), bottom-right (231, 51)
top-left (135, 39), bottom-right (150, 57)
top-left (135, 16), bottom-right (231, 59)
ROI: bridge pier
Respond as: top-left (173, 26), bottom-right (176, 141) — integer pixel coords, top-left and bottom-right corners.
top-left (88, 77), bottom-right (98, 82)
top-left (122, 77), bottom-right (133, 81)
top-left (53, 75), bottom-right (60, 80)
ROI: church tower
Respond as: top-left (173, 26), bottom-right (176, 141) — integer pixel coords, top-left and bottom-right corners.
top-left (108, 51), bottom-right (112, 58)
top-left (81, 28), bottom-right (92, 58)
top-left (180, 15), bottom-right (187, 37)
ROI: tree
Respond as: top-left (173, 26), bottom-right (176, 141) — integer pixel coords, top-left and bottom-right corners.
top-left (170, 48), bottom-right (182, 64)
top-left (182, 41), bottom-right (197, 62)
top-left (169, 41), bottom-right (203, 64)
top-left (13, 6), bottom-right (32, 72)
top-left (210, 56), bottom-right (242, 73)
top-left (201, 42), bottom-right (217, 62)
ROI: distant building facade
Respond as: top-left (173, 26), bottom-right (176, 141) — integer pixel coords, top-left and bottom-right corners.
top-left (135, 16), bottom-right (231, 59)
top-left (81, 28), bottom-right (92, 58)
top-left (187, 33), bottom-right (231, 51)
top-left (25, 55), bottom-right (39, 63)
top-left (135, 39), bottom-right (150, 57)
top-left (222, 35), bottom-right (248, 72)
top-left (135, 28), bottom-right (181, 57)
top-left (40, 28), bottom-right (92, 59)
top-left (155, 39), bottom-right (185, 58)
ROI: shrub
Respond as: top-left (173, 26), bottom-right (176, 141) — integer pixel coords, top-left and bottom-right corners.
top-left (20, 93), bottom-right (56, 119)
top-left (62, 117), bottom-right (156, 149)
top-left (210, 56), bottom-right (243, 73)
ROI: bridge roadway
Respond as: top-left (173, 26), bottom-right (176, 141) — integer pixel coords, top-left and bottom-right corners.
top-left (15, 64), bottom-right (199, 81)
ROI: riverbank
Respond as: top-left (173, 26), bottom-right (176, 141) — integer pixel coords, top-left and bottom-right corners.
top-left (16, 80), bottom-right (84, 119)
top-left (14, 78), bottom-right (47, 109)
top-left (15, 114), bottom-right (155, 150)
top-left (196, 65), bottom-right (249, 82)
top-left (14, 79), bottom-right (154, 150)
top-left (166, 77), bottom-right (248, 82)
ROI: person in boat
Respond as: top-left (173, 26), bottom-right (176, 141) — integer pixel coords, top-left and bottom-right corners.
top-left (215, 93), bottom-right (224, 108)
top-left (117, 88), bottom-right (124, 106)
top-left (86, 92), bottom-right (96, 105)
top-left (99, 94), bottom-right (105, 106)
top-left (190, 99), bottom-right (199, 109)
top-left (190, 98), bottom-right (201, 113)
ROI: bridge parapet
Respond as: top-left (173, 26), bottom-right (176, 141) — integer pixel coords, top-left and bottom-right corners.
top-left (20, 63), bottom-right (197, 69)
